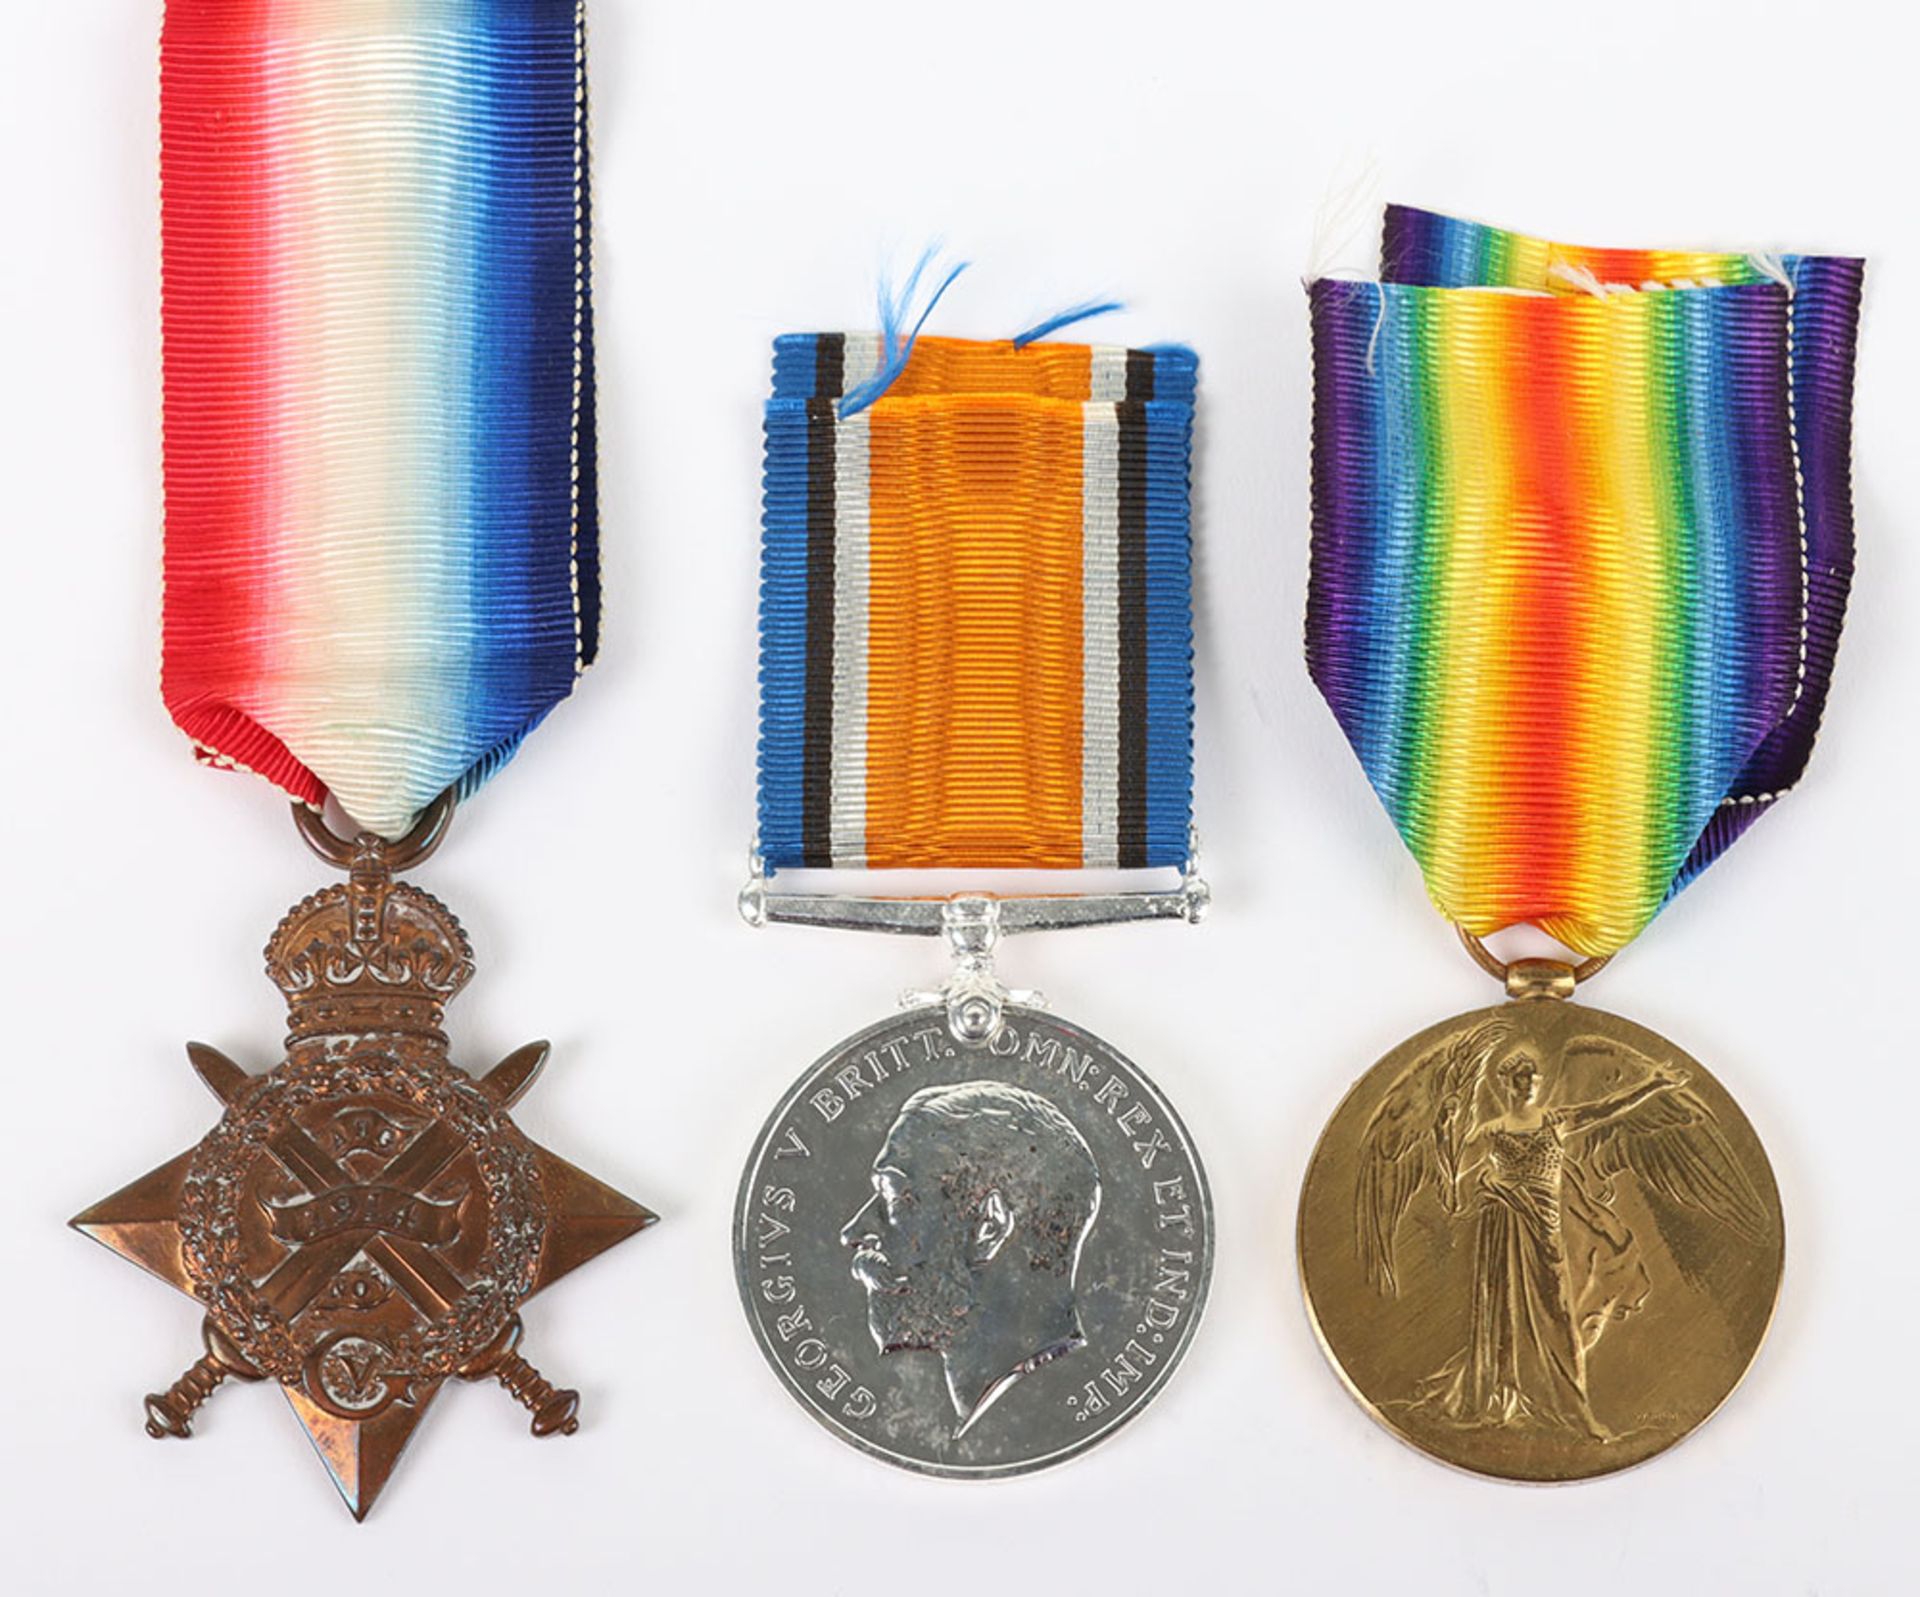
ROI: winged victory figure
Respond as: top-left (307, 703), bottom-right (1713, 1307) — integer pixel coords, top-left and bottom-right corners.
top-left (1354, 1019), bottom-right (1769, 1441)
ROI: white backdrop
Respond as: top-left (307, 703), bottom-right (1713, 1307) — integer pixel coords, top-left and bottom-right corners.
top-left (3, 3), bottom-right (1914, 1593)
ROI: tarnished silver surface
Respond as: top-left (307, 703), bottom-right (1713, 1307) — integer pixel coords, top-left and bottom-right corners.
top-left (734, 1004), bottom-right (1212, 1477)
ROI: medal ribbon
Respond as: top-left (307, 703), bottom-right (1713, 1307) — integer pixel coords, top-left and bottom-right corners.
top-left (758, 335), bottom-right (1198, 871)
top-left (1307, 207), bottom-right (1863, 958)
top-left (159, 0), bottom-right (597, 838)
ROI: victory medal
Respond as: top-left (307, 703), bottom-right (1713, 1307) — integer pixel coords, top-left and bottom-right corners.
top-left (1296, 207), bottom-right (1863, 1480)
top-left (734, 299), bottom-right (1215, 1476)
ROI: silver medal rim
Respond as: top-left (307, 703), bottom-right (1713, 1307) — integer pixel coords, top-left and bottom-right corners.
top-left (732, 1002), bottom-right (1215, 1479)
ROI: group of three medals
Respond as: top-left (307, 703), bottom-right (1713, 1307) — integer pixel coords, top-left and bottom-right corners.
top-left (78, 6), bottom-right (1856, 1515)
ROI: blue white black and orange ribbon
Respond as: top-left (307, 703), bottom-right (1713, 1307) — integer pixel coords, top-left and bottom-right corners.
top-left (758, 335), bottom-right (1198, 872)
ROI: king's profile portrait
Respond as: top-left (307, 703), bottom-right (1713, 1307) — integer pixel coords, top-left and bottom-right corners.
top-left (839, 1081), bottom-right (1102, 1435)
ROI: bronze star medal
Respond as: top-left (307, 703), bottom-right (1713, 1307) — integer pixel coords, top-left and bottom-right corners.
top-left (73, 798), bottom-right (655, 1519)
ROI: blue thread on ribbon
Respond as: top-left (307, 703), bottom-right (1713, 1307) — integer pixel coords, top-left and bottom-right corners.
top-left (837, 249), bottom-right (970, 419)
top-left (1010, 299), bottom-right (1124, 348)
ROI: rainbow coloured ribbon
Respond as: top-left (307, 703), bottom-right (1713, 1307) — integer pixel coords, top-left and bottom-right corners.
top-left (159, 0), bottom-right (596, 838)
top-left (1307, 208), bottom-right (1863, 959)
top-left (758, 334), bottom-right (1197, 871)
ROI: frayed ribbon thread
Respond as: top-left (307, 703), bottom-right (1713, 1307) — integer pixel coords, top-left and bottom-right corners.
top-left (838, 250), bottom-right (970, 418)
top-left (1011, 299), bottom-right (1125, 348)
top-left (837, 251), bottom-right (1127, 417)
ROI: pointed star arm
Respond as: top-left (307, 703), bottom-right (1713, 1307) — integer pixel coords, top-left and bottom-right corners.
top-left (526, 1144), bottom-right (658, 1298)
top-left (70, 1147), bottom-right (200, 1296)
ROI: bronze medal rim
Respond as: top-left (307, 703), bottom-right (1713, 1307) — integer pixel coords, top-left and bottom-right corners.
top-left (1296, 998), bottom-right (1784, 1484)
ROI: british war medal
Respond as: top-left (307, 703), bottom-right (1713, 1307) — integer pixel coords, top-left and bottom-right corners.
top-left (735, 309), bottom-right (1215, 1476)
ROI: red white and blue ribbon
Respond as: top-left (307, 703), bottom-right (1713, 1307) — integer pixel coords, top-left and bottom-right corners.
top-left (159, 0), bottom-right (597, 837)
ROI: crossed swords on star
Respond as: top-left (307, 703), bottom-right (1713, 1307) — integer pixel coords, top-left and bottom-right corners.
top-left (137, 1039), bottom-right (586, 1451)
top-left (191, 1040), bottom-right (548, 1331)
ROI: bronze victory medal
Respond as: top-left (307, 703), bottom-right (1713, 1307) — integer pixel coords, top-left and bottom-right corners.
top-left (1298, 987), bottom-right (1781, 1481)
top-left (72, 808), bottom-right (655, 1519)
